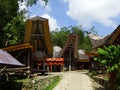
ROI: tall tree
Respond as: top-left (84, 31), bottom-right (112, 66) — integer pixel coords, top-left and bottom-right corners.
top-left (0, 0), bottom-right (18, 29)
top-left (0, 0), bottom-right (18, 47)
top-left (3, 15), bottom-right (25, 46)
top-left (51, 27), bottom-right (70, 47)
top-left (0, 0), bottom-right (48, 47)
top-left (50, 26), bottom-right (92, 52)
top-left (84, 26), bottom-right (98, 35)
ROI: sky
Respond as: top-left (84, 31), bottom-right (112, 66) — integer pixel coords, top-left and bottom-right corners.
top-left (25, 0), bottom-right (120, 37)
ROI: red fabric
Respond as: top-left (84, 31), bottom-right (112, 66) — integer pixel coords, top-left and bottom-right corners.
top-left (45, 58), bottom-right (64, 65)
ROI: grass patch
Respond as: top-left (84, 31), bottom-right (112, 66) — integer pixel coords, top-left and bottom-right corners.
top-left (0, 75), bottom-right (62, 90)
top-left (88, 70), bottom-right (98, 76)
top-left (16, 78), bottom-right (31, 83)
top-left (44, 76), bottom-right (61, 90)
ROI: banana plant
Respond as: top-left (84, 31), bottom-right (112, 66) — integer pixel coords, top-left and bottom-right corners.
top-left (94, 45), bottom-right (120, 72)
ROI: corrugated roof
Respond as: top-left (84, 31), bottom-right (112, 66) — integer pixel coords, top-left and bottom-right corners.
top-left (0, 49), bottom-right (22, 66)
top-left (79, 54), bottom-right (89, 60)
top-left (53, 46), bottom-right (62, 58)
top-left (78, 50), bottom-right (89, 62)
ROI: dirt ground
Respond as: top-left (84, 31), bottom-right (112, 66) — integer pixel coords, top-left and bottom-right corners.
top-left (52, 70), bottom-right (105, 90)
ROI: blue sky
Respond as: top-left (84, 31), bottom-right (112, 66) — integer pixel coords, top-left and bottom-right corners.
top-left (27, 0), bottom-right (120, 37)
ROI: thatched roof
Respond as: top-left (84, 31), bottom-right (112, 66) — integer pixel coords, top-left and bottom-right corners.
top-left (90, 35), bottom-right (111, 48)
top-left (89, 25), bottom-right (120, 48)
top-left (88, 33), bottom-right (103, 40)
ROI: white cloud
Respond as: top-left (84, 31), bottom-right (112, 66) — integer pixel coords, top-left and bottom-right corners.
top-left (41, 14), bottom-right (60, 31)
top-left (66, 0), bottom-right (120, 28)
top-left (62, 0), bottom-right (69, 3)
top-left (38, 0), bottom-right (52, 13)
top-left (18, 1), bottom-right (27, 12)
top-left (18, 1), bottom-right (29, 20)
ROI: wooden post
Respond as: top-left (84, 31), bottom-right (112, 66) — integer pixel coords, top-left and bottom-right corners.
top-left (89, 62), bottom-right (91, 70)
top-left (38, 64), bottom-right (39, 70)
top-left (82, 63), bottom-right (84, 70)
top-left (50, 64), bottom-right (52, 72)
top-left (47, 65), bottom-right (49, 75)
top-left (27, 49), bottom-right (30, 78)
top-left (61, 64), bottom-right (64, 72)
top-left (69, 47), bottom-right (72, 71)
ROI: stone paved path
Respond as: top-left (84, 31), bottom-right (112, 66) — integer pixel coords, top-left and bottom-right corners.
top-left (53, 71), bottom-right (105, 90)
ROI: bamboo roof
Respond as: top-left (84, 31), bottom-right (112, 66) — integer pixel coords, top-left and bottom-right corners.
top-left (89, 25), bottom-right (120, 48)
top-left (59, 33), bottom-right (79, 59)
top-left (24, 16), bottom-right (53, 56)
top-left (1, 43), bottom-right (33, 52)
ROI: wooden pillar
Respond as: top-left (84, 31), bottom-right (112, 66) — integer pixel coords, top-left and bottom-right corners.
top-left (27, 49), bottom-right (30, 78)
top-left (82, 63), bottom-right (84, 70)
top-left (60, 65), bottom-right (62, 72)
top-left (61, 64), bottom-right (64, 72)
top-left (69, 47), bottom-right (72, 71)
top-left (47, 65), bottom-right (49, 74)
top-left (89, 62), bottom-right (91, 70)
top-left (50, 64), bottom-right (52, 72)
top-left (37, 64), bottom-right (39, 70)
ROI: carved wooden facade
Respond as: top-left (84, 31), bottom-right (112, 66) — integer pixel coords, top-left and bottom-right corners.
top-left (0, 16), bottom-right (53, 76)
top-left (24, 16), bottom-right (53, 73)
top-left (24, 16), bottom-right (53, 57)
top-left (59, 33), bottom-right (79, 71)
